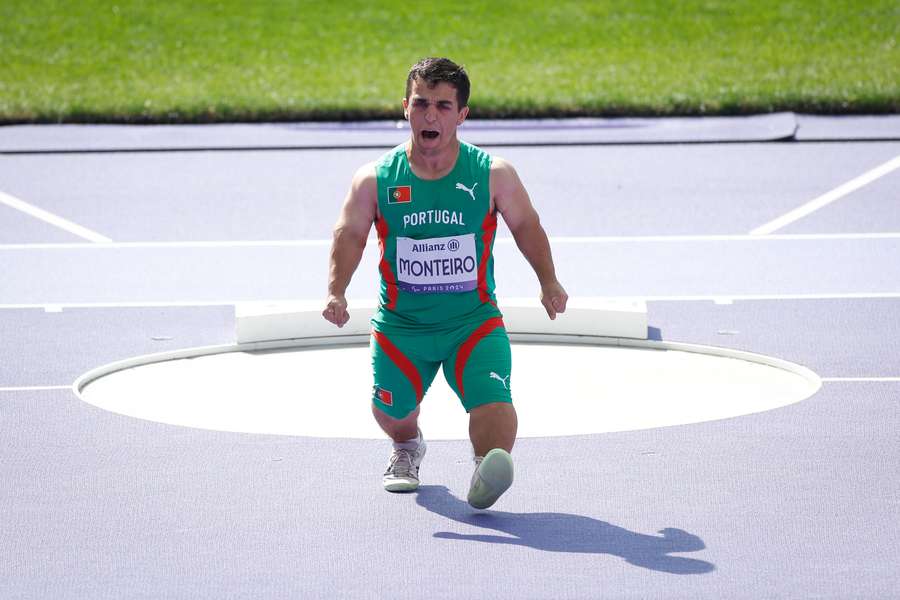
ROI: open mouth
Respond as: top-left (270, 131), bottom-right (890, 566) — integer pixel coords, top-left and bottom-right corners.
top-left (421, 130), bottom-right (439, 140)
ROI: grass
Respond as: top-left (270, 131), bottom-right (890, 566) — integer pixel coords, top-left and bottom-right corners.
top-left (0, 0), bottom-right (898, 123)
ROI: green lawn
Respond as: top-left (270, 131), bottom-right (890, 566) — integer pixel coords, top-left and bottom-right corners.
top-left (1, 0), bottom-right (897, 123)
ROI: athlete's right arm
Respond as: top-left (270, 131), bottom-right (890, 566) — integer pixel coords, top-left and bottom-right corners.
top-left (323, 163), bottom-right (378, 327)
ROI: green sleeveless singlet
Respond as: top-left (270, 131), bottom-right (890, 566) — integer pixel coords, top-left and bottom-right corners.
top-left (371, 141), bottom-right (503, 333)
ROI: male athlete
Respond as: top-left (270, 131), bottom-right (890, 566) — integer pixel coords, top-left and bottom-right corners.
top-left (323, 57), bottom-right (567, 509)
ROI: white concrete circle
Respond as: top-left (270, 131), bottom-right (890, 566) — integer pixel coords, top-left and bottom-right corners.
top-left (76, 339), bottom-right (821, 439)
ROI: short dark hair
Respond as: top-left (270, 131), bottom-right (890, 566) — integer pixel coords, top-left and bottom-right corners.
top-left (405, 57), bottom-right (470, 108)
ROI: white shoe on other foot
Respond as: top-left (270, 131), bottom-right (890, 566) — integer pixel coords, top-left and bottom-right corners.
top-left (467, 448), bottom-right (514, 509)
top-left (383, 437), bottom-right (426, 492)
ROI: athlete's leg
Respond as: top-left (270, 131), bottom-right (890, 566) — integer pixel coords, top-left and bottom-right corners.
top-left (370, 328), bottom-right (438, 429)
top-left (372, 403), bottom-right (420, 443)
top-left (467, 400), bottom-right (516, 509)
top-left (443, 319), bottom-right (514, 454)
top-left (371, 329), bottom-right (438, 492)
top-left (443, 319), bottom-right (516, 508)
top-left (468, 401), bottom-right (517, 456)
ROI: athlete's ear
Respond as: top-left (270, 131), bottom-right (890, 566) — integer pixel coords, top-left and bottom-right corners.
top-left (457, 105), bottom-right (469, 126)
top-left (402, 97), bottom-right (409, 120)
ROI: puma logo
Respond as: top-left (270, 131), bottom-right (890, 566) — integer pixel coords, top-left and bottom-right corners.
top-left (490, 371), bottom-right (510, 389)
top-left (455, 181), bottom-right (477, 200)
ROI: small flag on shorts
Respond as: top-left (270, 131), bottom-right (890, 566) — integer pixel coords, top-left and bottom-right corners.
top-left (377, 387), bottom-right (393, 406)
top-left (387, 185), bottom-right (412, 204)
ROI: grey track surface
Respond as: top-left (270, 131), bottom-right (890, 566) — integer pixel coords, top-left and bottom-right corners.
top-left (1, 119), bottom-right (899, 599)
top-left (1, 142), bottom-right (897, 242)
top-left (0, 113), bottom-right (798, 152)
top-left (2, 236), bottom-right (899, 305)
top-left (3, 113), bottom-right (900, 155)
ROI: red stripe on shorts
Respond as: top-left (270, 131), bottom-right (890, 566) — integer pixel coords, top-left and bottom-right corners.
top-left (454, 317), bottom-right (505, 400)
top-left (375, 216), bottom-right (398, 310)
top-left (373, 331), bottom-right (423, 404)
top-left (477, 211), bottom-right (498, 305)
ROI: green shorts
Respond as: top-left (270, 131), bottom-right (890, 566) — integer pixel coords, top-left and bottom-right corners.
top-left (371, 317), bottom-right (512, 419)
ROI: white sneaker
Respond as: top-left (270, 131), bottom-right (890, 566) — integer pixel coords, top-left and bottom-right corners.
top-left (467, 448), bottom-right (514, 509)
top-left (382, 434), bottom-right (426, 492)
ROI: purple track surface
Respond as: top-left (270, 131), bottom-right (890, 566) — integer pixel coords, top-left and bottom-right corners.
top-left (1, 118), bottom-right (898, 599)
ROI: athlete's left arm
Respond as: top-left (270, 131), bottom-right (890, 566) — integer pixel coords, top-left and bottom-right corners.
top-left (491, 157), bottom-right (568, 320)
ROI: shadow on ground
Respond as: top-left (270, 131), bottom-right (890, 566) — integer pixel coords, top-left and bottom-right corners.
top-left (416, 485), bottom-right (715, 575)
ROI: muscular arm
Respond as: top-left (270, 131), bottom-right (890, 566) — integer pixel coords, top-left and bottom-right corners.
top-left (491, 157), bottom-right (568, 319)
top-left (323, 163), bottom-right (378, 327)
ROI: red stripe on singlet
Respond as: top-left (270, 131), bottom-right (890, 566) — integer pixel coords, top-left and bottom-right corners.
top-left (373, 331), bottom-right (424, 403)
top-left (477, 211), bottom-right (498, 305)
top-left (454, 317), bottom-right (505, 400)
top-left (375, 216), bottom-right (398, 310)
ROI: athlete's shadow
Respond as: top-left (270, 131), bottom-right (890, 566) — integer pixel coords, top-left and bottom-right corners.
top-left (415, 485), bottom-right (715, 574)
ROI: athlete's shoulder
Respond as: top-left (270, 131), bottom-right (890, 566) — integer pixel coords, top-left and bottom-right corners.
top-left (460, 140), bottom-right (493, 173)
top-left (338, 161), bottom-right (378, 228)
top-left (489, 155), bottom-right (519, 184)
top-left (460, 139), bottom-right (491, 158)
top-left (374, 143), bottom-right (408, 169)
top-left (489, 155), bottom-right (529, 210)
top-left (489, 154), bottom-right (514, 171)
top-left (350, 161), bottom-right (378, 198)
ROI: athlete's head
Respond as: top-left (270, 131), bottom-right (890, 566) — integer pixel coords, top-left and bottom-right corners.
top-left (405, 57), bottom-right (470, 108)
top-left (403, 57), bottom-right (470, 152)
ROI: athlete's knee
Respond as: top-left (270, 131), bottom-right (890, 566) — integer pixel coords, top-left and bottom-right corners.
top-left (465, 396), bottom-right (514, 414)
top-left (468, 400), bottom-right (515, 415)
top-left (372, 401), bottom-right (419, 423)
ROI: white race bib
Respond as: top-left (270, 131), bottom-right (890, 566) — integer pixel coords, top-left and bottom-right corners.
top-left (395, 234), bottom-right (478, 294)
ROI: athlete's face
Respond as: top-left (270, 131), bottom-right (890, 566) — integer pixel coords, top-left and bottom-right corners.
top-left (403, 78), bottom-right (469, 152)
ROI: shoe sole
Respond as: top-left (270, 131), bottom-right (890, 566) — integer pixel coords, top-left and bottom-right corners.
top-left (383, 479), bottom-right (419, 493)
top-left (467, 448), bottom-right (514, 509)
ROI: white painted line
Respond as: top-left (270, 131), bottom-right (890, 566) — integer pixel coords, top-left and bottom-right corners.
top-left (1, 232), bottom-right (900, 251)
top-left (641, 292), bottom-right (900, 302)
top-left (749, 154), bottom-right (900, 235)
top-left (2, 291), bottom-right (900, 311)
top-left (0, 190), bottom-right (113, 243)
top-left (0, 385), bottom-right (72, 392)
top-left (0, 239), bottom-right (333, 250)
top-left (546, 232), bottom-right (900, 243)
top-left (0, 301), bottom-right (244, 310)
top-left (821, 377), bottom-right (900, 382)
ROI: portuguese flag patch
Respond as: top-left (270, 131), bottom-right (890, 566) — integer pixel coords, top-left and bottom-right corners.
top-left (376, 387), bottom-right (393, 406)
top-left (387, 185), bottom-right (412, 204)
